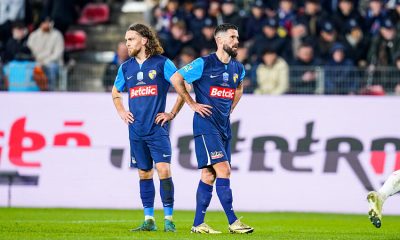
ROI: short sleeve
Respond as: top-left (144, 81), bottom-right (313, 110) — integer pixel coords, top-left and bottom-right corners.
top-left (177, 58), bottom-right (204, 83)
top-left (239, 65), bottom-right (245, 83)
top-left (163, 59), bottom-right (177, 83)
top-left (114, 65), bottom-right (125, 91)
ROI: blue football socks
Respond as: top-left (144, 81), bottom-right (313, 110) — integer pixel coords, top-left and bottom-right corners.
top-left (140, 179), bottom-right (155, 218)
top-left (216, 178), bottom-right (237, 224)
top-left (193, 180), bottom-right (213, 226)
top-left (160, 177), bottom-right (174, 219)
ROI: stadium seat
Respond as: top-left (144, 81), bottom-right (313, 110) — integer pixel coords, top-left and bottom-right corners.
top-left (78, 3), bottom-right (110, 25)
top-left (64, 30), bottom-right (87, 52)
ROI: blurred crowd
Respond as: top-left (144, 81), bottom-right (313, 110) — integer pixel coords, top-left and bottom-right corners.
top-left (144, 0), bottom-right (400, 95)
top-left (0, 0), bottom-right (91, 91)
top-left (1, 0), bottom-right (400, 95)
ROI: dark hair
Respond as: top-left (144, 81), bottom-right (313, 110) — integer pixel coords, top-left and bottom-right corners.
top-left (262, 46), bottom-right (277, 55)
top-left (128, 23), bottom-right (164, 56)
top-left (299, 42), bottom-right (313, 49)
top-left (214, 23), bottom-right (238, 37)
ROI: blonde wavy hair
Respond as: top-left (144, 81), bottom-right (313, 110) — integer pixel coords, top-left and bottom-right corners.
top-left (128, 23), bottom-right (164, 57)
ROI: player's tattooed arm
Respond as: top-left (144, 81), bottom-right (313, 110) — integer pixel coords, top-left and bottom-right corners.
top-left (231, 81), bottom-right (243, 114)
top-left (171, 72), bottom-right (212, 118)
top-left (112, 86), bottom-right (134, 124)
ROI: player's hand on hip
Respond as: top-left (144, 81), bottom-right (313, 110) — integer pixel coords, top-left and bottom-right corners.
top-left (155, 112), bottom-right (174, 126)
top-left (190, 102), bottom-right (212, 118)
top-left (119, 110), bottom-right (134, 124)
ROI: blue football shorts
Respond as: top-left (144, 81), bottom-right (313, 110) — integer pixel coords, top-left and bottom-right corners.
top-left (129, 135), bottom-right (172, 170)
top-left (194, 134), bottom-right (231, 169)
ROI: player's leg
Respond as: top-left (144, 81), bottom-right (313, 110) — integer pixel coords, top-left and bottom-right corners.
top-left (213, 137), bottom-right (253, 234)
top-left (191, 167), bottom-right (222, 234)
top-left (130, 139), bottom-right (157, 231)
top-left (190, 135), bottom-right (221, 234)
top-left (367, 170), bottom-right (400, 228)
top-left (148, 136), bottom-right (176, 232)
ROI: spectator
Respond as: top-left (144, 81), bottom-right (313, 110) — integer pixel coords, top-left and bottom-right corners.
top-left (333, 0), bottom-right (363, 36)
top-left (248, 17), bottom-right (290, 63)
top-left (102, 42), bottom-right (129, 92)
top-left (2, 21), bottom-right (30, 64)
top-left (236, 42), bottom-right (253, 93)
top-left (254, 47), bottom-right (289, 95)
top-left (187, 2), bottom-right (208, 39)
top-left (192, 18), bottom-right (217, 55)
top-left (321, 0), bottom-right (360, 13)
top-left (296, 0), bottom-right (327, 37)
top-left (244, 0), bottom-right (266, 40)
top-left (43, 0), bottom-right (80, 35)
top-left (289, 19), bottom-right (315, 62)
top-left (277, 0), bottom-right (296, 37)
top-left (342, 18), bottom-right (370, 67)
top-left (220, 0), bottom-right (244, 39)
top-left (290, 43), bottom-right (321, 94)
top-left (365, 0), bottom-right (387, 36)
top-left (368, 18), bottom-right (399, 67)
top-left (27, 16), bottom-right (64, 91)
top-left (317, 20), bottom-right (341, 62)
top-left (367, 18), bottom-right (399, 91)
top-left (208, 0), bottom-right (222, 25)
top-left (0, 0), bottom-right (33, 47)
top-left (324, 43), bottom-right (357, 94)
top-left (157, 0), bottom-right (185, 34)
top-left (160, 20), bottom-right (192, 60)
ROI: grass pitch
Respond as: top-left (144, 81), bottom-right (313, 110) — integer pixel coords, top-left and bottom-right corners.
top-left (0, 208), bottom-right (399, 240)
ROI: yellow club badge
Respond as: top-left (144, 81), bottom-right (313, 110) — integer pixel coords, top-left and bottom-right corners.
top-left (148, 70), bottom-right (157, 80)
top-left (233, 73), bottom-right (239, 83)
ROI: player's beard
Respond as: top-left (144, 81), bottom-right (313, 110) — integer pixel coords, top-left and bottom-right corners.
top-left (128, 48), bottom-right (140, 57)
top-left (223, 44), bottom-right (238, 58)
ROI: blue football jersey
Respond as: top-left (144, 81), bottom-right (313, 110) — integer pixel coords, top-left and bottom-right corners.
top-left (177, 53), bottom-right (245, 139)
top-left (114, 55), bottom-right (177, 139)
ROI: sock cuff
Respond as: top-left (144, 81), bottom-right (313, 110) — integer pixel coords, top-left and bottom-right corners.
top-left (216, 178), bottom-right (230, 186)
top-left (199, 180), bottom-right (213, 192)
top-left (160, 177), bottom-right (172, 183)
top-left (144, 207), bottom-right (154, 217)
top-left (140, 178), bottom-right (154, 183)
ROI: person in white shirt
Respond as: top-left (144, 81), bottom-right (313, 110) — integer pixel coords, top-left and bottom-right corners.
top-left (27, 16), bottom-right (64, 90)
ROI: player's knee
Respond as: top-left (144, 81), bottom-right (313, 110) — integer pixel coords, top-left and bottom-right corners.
top-left (138, 169), bottom-right (153, 179)
top-left (201, 171), bottom-right (216, 184)
top-left (157, 167), bottom-right (171, 179)
top-left (217, 167), bottom-right (231, 178)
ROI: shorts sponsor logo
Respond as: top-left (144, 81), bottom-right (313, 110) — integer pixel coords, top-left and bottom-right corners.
top-left (209, 86), bottom-right (235, 100)
top-left (211, 151), bottom-right (224, 160)
top-left (130, 85), bottom-right (158, 98)
top-left (131, 157), bottom-right (136, 164)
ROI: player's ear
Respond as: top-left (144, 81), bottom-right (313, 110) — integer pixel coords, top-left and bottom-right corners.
top-left (142, 37), bottom-right (148, 46)
top-left (215, 35), bottom-right (222, 46)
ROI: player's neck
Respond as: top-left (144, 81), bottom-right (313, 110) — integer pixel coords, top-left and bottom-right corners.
top-left (135, 50), bottom-right (148, 64)
top-left (215, 50), bottom-right (231, 64)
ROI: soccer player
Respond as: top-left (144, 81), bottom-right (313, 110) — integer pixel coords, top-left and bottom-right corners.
top-left (111, 23), bottom-right (185, 232)
top-left (367, 170), bottom-right (400, 228)
top-left (170, 23), bottom-right (254, 234)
